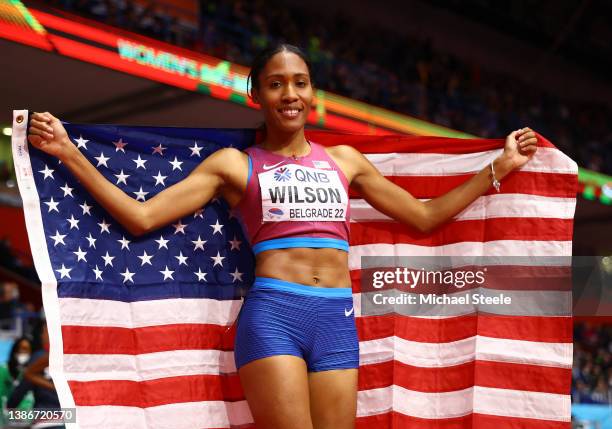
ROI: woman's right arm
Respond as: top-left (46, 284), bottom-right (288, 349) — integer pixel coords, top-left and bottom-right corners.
top-left (28, 112), bottom-right (245, 236)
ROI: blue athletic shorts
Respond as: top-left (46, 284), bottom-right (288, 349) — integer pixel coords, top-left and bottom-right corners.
top-left (234, 276), bottom-right (360, 372)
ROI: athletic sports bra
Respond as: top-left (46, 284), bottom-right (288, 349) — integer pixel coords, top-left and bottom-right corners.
top-left (235, 141), bottom-right (350, 255)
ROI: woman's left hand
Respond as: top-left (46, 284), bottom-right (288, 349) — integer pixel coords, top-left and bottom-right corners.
top-left (501, 127), bottom-right (539, 170)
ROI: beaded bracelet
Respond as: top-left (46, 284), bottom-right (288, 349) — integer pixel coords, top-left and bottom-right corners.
top-left (490, 161), bottom-right (501, 192)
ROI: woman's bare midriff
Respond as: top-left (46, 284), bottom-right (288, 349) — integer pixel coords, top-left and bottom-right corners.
top-left (255, 247), bottom-right (351, 288)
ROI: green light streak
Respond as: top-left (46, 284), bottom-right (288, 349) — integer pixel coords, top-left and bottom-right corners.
top-left (578, 168), bottom-right (612, 187)
top-left (11, 0), bottom-right (46, 34)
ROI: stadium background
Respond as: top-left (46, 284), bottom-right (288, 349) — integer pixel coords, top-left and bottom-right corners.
top-left (0, 0), bottom-right (610, 427)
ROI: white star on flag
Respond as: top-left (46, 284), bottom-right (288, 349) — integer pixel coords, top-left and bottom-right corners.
top-left (95, 152), bottom-right (110, 167)
top-left (101, 251), bottom-right (115, 267)
top-left (73, 247), bottom-right (87, 262)
top-left (155, 236), bottom-right (169, 249)
top-left (138, 251), bottom-right (153, 266)
top-left (44, 197), bottom-right (59, 213)
top-left (191, 235), bottom-right (207, 251)
top-left (92, 265), bottom-right (103, 280)
top-left (121, 268), bottom-right (135, 284)
top-left (74, 135), bottom-right (89, 149)
top-left (67, 214), bottom-right (80, 230)
top-left (133, 186), bottom-right (149, 201)
top-left (152, 144), bottom-right (166, 155)
top-left (194, 268), bottom-right (207, 282)
top-left (117, 236), bottom-right (131, 250)
top-left (229, 236), bottom-right (242, 251)
top-left (211, 251), bottom-right (225, 267)
top-left (193, 209), bottom-right (204, 219)
top-left (230, 267), bottom-right (243, 283)
top-left (55, 264), bottom-right (72, 279)
top-left (98, 219), bottom-right (111, 234)
top-left (49, 230), bottom-right (67, 246)
top-left (60, 183), bottom-right (74, 197)
top-left (160, 266), bottom-right (174, 280)
top-left (210, 219), bottom-right (224, 235)
top-left (39, 165), bottom-right (55, 180)
top-left (114, 170), bottom-right (130, 185)
top-left (175, 252), bottom-right (188, 266)
top-left (173, 221), bottom-right (188, 234)
top-left (113, 138), bottom-right (128, 152)
top-left (153, 171), bottom-right (167, 186)
top-left (133, 155), bottom-right (147, 169)
top-left (190, 142), bottom-right (203, 157)
top-left (169, 157), bottom-right (183, 171)
top-left (80, 201), bottom-right (92, 216)
top-left (85, 233), bottom-right (97, 248)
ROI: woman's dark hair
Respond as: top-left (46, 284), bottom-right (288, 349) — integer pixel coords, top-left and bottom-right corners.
top-left (247, 43), bottom-right (314, 98)
top-left (8, 336), bottom-right (32, 379)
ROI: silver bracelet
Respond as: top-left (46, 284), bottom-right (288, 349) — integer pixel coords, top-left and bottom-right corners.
top-left (490, 161), bottom-right (501, 192)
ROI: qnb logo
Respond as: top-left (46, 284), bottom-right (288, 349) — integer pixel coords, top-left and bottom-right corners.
top-left (274, 167), bottom-right (291, 182)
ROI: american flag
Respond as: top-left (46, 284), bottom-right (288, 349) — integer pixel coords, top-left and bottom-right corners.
top-left (12, 109), bottom-right (576, 429)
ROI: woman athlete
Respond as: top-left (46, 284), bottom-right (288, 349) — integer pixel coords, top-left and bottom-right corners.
top-left (27, 44), bottom-right (538, 429)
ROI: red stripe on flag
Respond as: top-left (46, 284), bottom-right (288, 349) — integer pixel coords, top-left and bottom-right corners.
top-left (69, 373), bottom-right (244, 406)
top-left (358, 360), bottom-right (570, 394)
top-left (472, 413), bottom-right (571, 429)
top-left (474, 361), bottom-right (571, 394)
top-left (62, 324), bottom-right (235, 354)
top-left (350, 218), bottom-right (574, 245)
top-left (357, 412), bottom-right (472, 429)
top-left (357, 412), bottom-right (570, 429)
top-left (356, 314), bottom-right (572, 343)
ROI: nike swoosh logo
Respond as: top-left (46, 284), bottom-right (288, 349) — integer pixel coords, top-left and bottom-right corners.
top-left (344, 307), bottom-right (354, 317)
top-left (262, 161), bottom-right (286, 170)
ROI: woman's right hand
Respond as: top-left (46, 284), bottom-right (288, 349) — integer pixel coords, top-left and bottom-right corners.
top-left (28, 111), bottom-right (74, 160)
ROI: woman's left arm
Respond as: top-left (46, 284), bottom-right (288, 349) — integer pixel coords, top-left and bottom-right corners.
top-left (331, 128), bottom-right (538, 233)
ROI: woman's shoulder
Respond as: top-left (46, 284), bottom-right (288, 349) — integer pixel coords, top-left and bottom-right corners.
top-left (202, 147), bottom-right (249, 165)
top-left (323, 144), bottom-right (362, 161)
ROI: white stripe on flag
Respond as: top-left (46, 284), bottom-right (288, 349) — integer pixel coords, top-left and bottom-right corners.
top-left (365, 147), bottom-right (577, 175)
top-left (11, 110), bottom-right (77, 428)
top-left (359, 335), bottom-right (572, 368)
top-left (75, 401), bottom-right (253, 429)
top-left (357, 385), bottom-right (571, 421)
top-left (59, 297), bottom-right (241, 328)
top-left (63, 334), bottom-right (571, 382)
top-left (63, 350), bottom-right (237, 381)
top-left (349, 240), bottom-right (573, 270)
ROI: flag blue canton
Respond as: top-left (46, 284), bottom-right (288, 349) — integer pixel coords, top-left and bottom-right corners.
top-left (31, 123), bottom-right (256, 302)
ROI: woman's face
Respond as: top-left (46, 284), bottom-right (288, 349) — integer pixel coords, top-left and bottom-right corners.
top-left (16, 339), bottom-right (32, 354)
top-left (252, 51), bottom-right (313, 135)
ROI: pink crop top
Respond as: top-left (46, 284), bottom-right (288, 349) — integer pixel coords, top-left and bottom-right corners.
top-left (235, 141), bottom-right (351, 255)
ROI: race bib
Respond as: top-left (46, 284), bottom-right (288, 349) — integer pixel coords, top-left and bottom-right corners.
top-left (258, 164), bottom-right (348, 222)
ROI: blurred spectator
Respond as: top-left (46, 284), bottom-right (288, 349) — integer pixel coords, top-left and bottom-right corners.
top-left (0, 282), bottom-right (19, 330)
top-left (9, 321), bottom-right (63, 429)
top-left (573, 323), bottom-right (612, 404)
top-left (0, 337), bottom-right (35, 426)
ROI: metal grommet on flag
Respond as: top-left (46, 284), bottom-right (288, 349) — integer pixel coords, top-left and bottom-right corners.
top-left (16, 114), bottom-right (24, 123)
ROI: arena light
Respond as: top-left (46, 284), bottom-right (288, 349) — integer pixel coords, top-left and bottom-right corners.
top-left (2, 127), bottom-right (12, 136)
